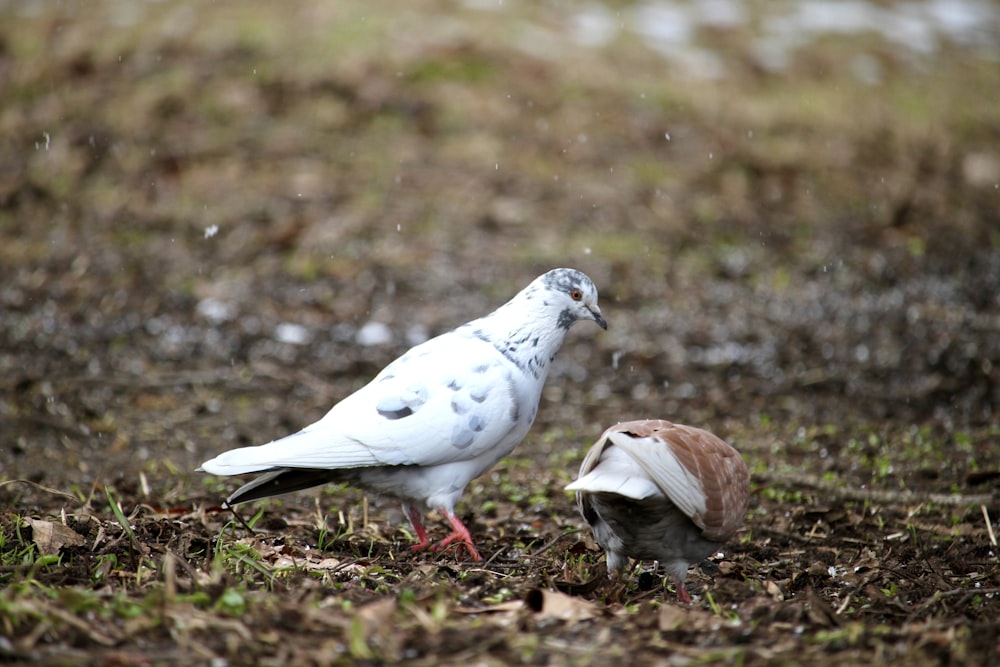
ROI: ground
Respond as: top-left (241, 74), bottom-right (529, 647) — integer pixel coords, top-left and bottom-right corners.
top-left (1, 1), bottom-right (999, 665)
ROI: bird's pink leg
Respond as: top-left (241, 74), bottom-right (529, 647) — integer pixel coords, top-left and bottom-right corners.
top-left (436, 509), bottom-right (482, 561)
top-left (405, 505), bottom-right (433, 551)
top-left (674, 578), bottom-right (692, 603)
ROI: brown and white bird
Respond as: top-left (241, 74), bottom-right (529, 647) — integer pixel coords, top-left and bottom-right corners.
top-left (565, 419), bottom-right (750, 602)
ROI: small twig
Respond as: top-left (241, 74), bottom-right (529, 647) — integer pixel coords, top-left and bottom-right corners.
top-left (479, 547), bottom-right (506, 569)
top-left (329, 557), bottom-right (374, 575)
top-left (531, 527), bottom-right (584, 558)
top-left (0, 479), bottom-right (81, 503)
top-left (982, 505), bottom-right (997, 547)
top-left (835, 591), bottom-right (854, 615)
top-left (226, 503), bottom-right (256, 534)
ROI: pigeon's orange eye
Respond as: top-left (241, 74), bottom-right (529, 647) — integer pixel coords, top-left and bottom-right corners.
top-left (570, 289), bottom-right (583, 301)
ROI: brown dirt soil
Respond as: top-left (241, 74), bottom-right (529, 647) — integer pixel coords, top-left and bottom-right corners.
top-left (1, 1), bottom-right (998, 665)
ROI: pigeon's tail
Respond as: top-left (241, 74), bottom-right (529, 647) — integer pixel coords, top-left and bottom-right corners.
top-left (199, 425), bottom-right (381, 476)
top-left (224, 468), bottom-right (353, 506)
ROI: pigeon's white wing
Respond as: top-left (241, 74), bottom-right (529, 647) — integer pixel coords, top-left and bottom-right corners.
top-left (605, 429), bottom-right (709, 524)
top-left (197, 424), bottom-right (380, 475)
top-left (564, 444), bottom-right (662, 500)
top-left (200, 332), bottom-right (534, 475)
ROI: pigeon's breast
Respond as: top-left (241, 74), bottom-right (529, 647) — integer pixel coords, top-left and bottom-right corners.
top-left (440, 355), bottom-right (538, 458)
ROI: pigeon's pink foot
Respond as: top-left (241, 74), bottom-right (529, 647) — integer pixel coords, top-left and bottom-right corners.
top-left (436, 509), bottom-right (482, 561)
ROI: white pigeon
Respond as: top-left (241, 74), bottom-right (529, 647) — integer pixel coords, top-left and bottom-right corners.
top-left (566, 419), bottom-right (750, 601)
top-left (200, 268), bottom-right (606, 561)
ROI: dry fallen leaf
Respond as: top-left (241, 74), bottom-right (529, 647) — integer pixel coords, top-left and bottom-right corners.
top-left (659, 604), bottom-right (721, 633)
top-left (658, 604), bottom-right (688, 631)
top-left (807, 589), bottom-right (841, 627)
top-left (765, 580), bottom-right (785, 601)
top-left (523, 588), bottom-right (598, 623)
top-left (357, 597), bottom-right (398, 630)
top-left (27, 518), bottom-right (85, 556)
top-left (454, 588), bottom-right (600, 624)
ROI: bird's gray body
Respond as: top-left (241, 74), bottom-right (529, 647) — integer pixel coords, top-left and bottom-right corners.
top-left (583, 491), bottom-right (721, 585)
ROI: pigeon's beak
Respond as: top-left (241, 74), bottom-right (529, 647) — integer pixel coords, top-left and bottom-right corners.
top-left (588, 305), bottom-right (607, 330)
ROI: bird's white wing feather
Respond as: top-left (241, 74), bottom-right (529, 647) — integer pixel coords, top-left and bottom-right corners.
top-left (199, 332), bottom-right (533, 475)
top-left (607, 431), bottom-right (708, 520)
top-left (564, 445), bottom-right (662, 499)
top-left (198, 426), bottom-right (375, 475)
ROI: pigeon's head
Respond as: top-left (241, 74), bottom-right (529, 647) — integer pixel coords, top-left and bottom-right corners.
top-left (535, 268), bottom-right (607, 331)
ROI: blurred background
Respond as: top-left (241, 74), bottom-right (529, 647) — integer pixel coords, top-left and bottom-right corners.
top-left (1, 0), bottom-right (998, 499)
top-left (1, 2), bottom-right (999, 663)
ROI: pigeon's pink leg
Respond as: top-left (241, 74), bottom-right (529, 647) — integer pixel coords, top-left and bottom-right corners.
top-left (405, 505), bottom-right (433, 551)
top-left (674, 578), bottom-right (692, 603)
top-left (436, 509), bottom-right (482, 561)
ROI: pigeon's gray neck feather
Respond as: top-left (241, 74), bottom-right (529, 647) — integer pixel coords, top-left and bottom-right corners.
top-left (462, 298), bottom-right (568, 380)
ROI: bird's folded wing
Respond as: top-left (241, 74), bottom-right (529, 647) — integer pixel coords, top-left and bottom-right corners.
top-left (564, 444), bottom-right (662, 499)
top-left (201, 333), bottom-right (529, 474)
top-left (607, 430), bottom-right (709, 526)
